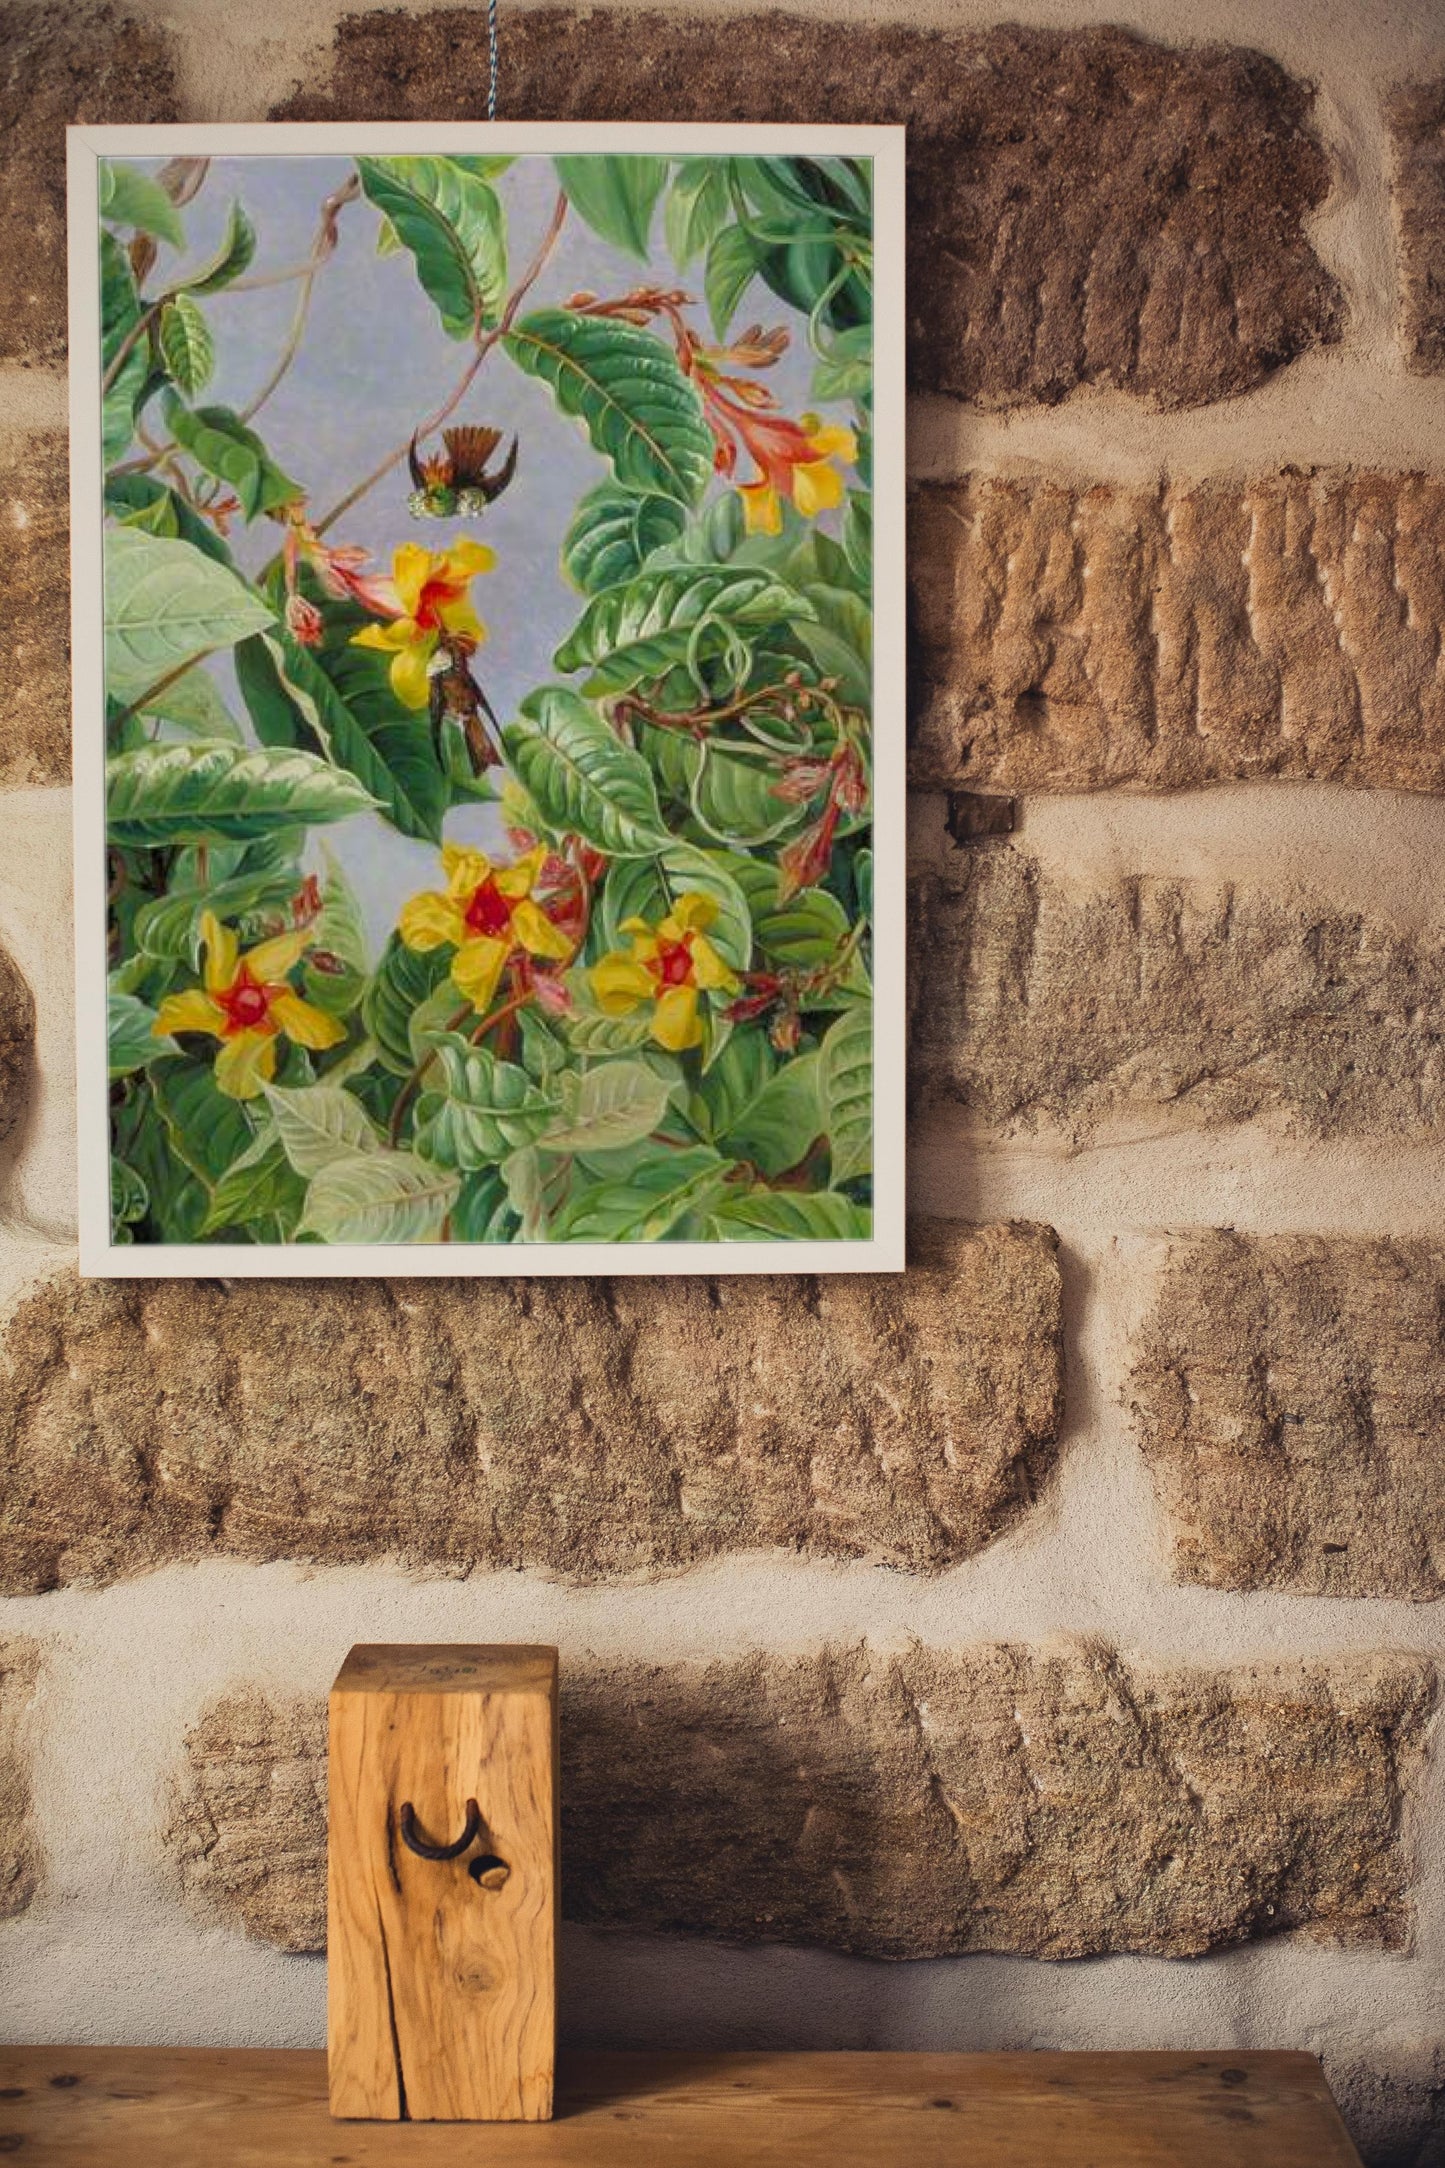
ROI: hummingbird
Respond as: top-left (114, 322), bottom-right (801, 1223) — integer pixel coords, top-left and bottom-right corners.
top-left (426, 634), bottom-right (503, 779)
top-left (407, 425), bottom-right (518, 519)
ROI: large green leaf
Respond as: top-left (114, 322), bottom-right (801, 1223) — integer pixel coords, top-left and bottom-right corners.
top-left (503, 309), bottom-right (712, 505)
top-left (107, 740), bottom-right (375, 847)
top-left (708, 1187), bottom-right (870, 1241)
top-left (562, 484), bottom-right (687, 596)
top-left (705, 223), bottom-right (763, 338)
top-left (101, 232), bottom-right (149, 464)
top-left (237, 629), bottom-right (447, 844)
top-left (820, 1003), bottom-right (871, 1183)
top-left (598, 842), bottom-right (752, 974)
top-left (265, 1082), bottom-right (384, 1178)
top-left (158, 294), bottom-right (214, 397)
top-left (104, 473), bottom-right (235, 565)
top-left (99, 159), bottom-right (185, 248)
top-left (718, 1050), bottom-right (822, 1176)
top-left (151, 1056), bottom-right (255, 1190)
top-left (503, 685), bottom-right (668, 859)
top-left (356, 155), bottom-right (507, 336)
top-left (554, 1145), bottom-right (731, 1242)
top-left (414, 1038), bottom-right (559, 1169)
top-left (141, 662), bottom-right (243, 741)
top-left (200, 1131), bottom-right (306, 1238)
top-left (104, 527), bottom-right (273, 705)
top-left (363, 934), bottom-right (456, 1075)
top-left (132, 844), bottom-right (303, 963)
top-left (539, 1059), bottom-right (672, 1156)
top-left (665, 160), bottom-right (731, 269)
top-left (299, 1147), bottom-right (461, 1243)
top-left (170, 201), bottom-right (257, 296)
top-left (109, 988), bottom-right (172, 1075)
top-left (555, 565), bottom-right (813, 698)
top-left (644, 727), bottom-right (808, 848)
top-left (162, 397), bottom-right (303, 521)
top-left (554, 154), bottom-right (669, 260)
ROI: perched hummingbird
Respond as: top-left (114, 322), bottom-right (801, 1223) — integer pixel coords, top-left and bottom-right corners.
top-left (407, 425), bottom-right (518, 518)
top-left (426, 635), bottom-right (503, 779)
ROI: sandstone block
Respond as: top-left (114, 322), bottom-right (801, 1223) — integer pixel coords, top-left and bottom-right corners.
top-left (0, 432), bottom-right (71, 786)
top-left (0, 1638), bottom-right (40, 1918)
top-left (1387, 77), bottom-right (1445, 374)
top-left (1132, 1233), bottom-right (1445, 1599)
top-left (910, 849), bottom-right (1445, 1143)
top-left (0, 1221), bottom-right (1063, 1594)
top-left (277, 13), bottom-right (1342, 410)
top-left (910, 473), bottom-right (1445, 793)
top-left (0, 5), bottom-right (178, 365)
top-left (169, 1642), bottom-right (1434, 1960)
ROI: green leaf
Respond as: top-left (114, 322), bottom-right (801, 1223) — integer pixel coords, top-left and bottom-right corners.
top-left (811, 323), bottom-right (872, 406)
top-left (644, 728), bottom-right (807, 848)
top-left (107, 740), bottom-right (375, 847)
top-left (101, 232), bottom-right (149, 464)
top-left (151, 1055), bottom-right (255, 1190)
top-left (413, 1037), bottom-right (558, 1169)
top-left (555, 565), bottom-right (813, 699)
top-left (716, 1049), bottom-right (823, 1177)
top-left (299, 1147), bottom-right (461, 1243)
top-left (301, 847), bottom-right (370, 1015)
top-left (356, 154), bottom-right (507, 336)
top-left (132, 844), bottom-right (303, 963)
top-left (554, 154), bottom-right (669, 260)
top-left (265, 1082), bottom-right (384, 1177)
top-left (110, 1155), bottom-right (149, 1230)
top-left (158, 294), bottom-right (214, 396)
top-left (503, 685), bottom-right (668, 859)
top-left (162, 397), bottom-right (303, 521)
top-left (540, 1059), bottom-right (672, 1156)
top-left (665, 160), bottom-right (731, 269)
top-left (104, 473), bottom-right (235, 565)
top-left (99, 159), bottom-right (185, 248)
top-left (554, 1145), bottom-right (731, 1242)
top-left (705, 223), bottom-right (763, 338)
top-left (561, 483), bottom-right (687, 596)
top-left (170, 200), bottom-right (257, 295)
top-left (109, 988), bottom-right (171, 1074)
top-left (820, 1004), bottom-right (871, 1183)
top-left (793, 581), bottom-right (872, 707)
top-left (842, 492), bottom-right (872, 592)
top-left (242, 629), bottom-right (447, 844)
top-left (104, 527), bottom-right (273, 705)
top-left (708, 1187), bottom-right (870, 1241)
top-left (200, 1130), bottom-right (306, 1237)
top-left (753, 885), bottom-right (853, 970)
top-left (599, 843), bottom-right (752, 974)
top-left (140, 662), bottom-right (243, 741)
top-left (451, 1167), bottom-right (511, 1242)
top-left (503, 308), bottom-right (712, 505)
top-left (364, 934), bottom-right (455, 1075)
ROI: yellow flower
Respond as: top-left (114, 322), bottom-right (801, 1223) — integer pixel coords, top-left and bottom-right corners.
top-left (733, 413), bottom-right (858, 537)
top-left (589, 892), bottom-right (740, 1053)
top-left (151, 910), bottom-right (345, 1100)
top-left (398, 841), bottom-right (572, 1013)
top-left (350, 538), bottom-right (496, 710)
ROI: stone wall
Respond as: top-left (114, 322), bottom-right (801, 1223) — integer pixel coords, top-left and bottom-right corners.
top-left (1, 3), bottom-right (1444, 2165)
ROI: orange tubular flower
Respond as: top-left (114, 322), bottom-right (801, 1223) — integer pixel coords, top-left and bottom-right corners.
top-left (151, 910), bottom-right (345, 1099)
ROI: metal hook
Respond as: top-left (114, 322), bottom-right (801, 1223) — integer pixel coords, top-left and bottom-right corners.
top-left (398, 1797), bottom-right (483, 1861)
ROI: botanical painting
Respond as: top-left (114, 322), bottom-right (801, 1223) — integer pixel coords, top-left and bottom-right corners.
top-left (84, 133), bottom-right (895, 1265)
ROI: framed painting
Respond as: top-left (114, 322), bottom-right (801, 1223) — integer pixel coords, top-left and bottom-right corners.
top-left (68, 122), bottom-right (905, 1275)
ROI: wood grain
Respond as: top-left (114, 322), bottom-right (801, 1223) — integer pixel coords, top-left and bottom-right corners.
top-left (0, 2047), bottom-right (1364, 2165)
top-left (327, 1643), bottom-right (557, 2121)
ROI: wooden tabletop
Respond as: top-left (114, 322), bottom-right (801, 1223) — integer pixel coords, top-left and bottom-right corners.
top-left (0, 2045), bottom-right (1363, 2165)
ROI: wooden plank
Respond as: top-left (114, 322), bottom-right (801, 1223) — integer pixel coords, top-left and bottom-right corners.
top-left (0, 2046), bottom-right (1364, 2165)
top-left (327, 1643), bottom-right (558, 2121)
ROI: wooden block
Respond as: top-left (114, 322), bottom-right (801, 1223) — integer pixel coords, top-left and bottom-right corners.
top-left (326, 1643), bottom-right (558, 2123)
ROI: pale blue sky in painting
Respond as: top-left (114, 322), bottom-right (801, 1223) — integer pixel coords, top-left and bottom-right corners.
top-left (121, 153), bottom-right (829, 955)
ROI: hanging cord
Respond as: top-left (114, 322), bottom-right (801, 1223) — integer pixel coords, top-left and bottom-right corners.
top-left (487, 0), bottom-right (499, 120)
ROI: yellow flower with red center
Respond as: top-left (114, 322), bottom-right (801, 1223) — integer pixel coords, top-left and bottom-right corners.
top-left (350, 539), bottom-right (496, 711)
top-left (733, 412), bottom-right (858, 536)
top-left (589, 893), bottom-right (740, 1052)
top-left (398, 842), bottom-right (573, 1013)
top-left (151, 910), bottom-right (345, 1100)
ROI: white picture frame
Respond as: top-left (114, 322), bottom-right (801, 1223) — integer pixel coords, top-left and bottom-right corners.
top-left (69, 121), bottom-right (905, 1276)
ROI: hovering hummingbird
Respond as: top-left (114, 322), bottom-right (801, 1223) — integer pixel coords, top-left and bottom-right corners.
top-left (407, 425), bottom-right (518, 519)
top-left (426, 635), bottom-right (503, 779)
